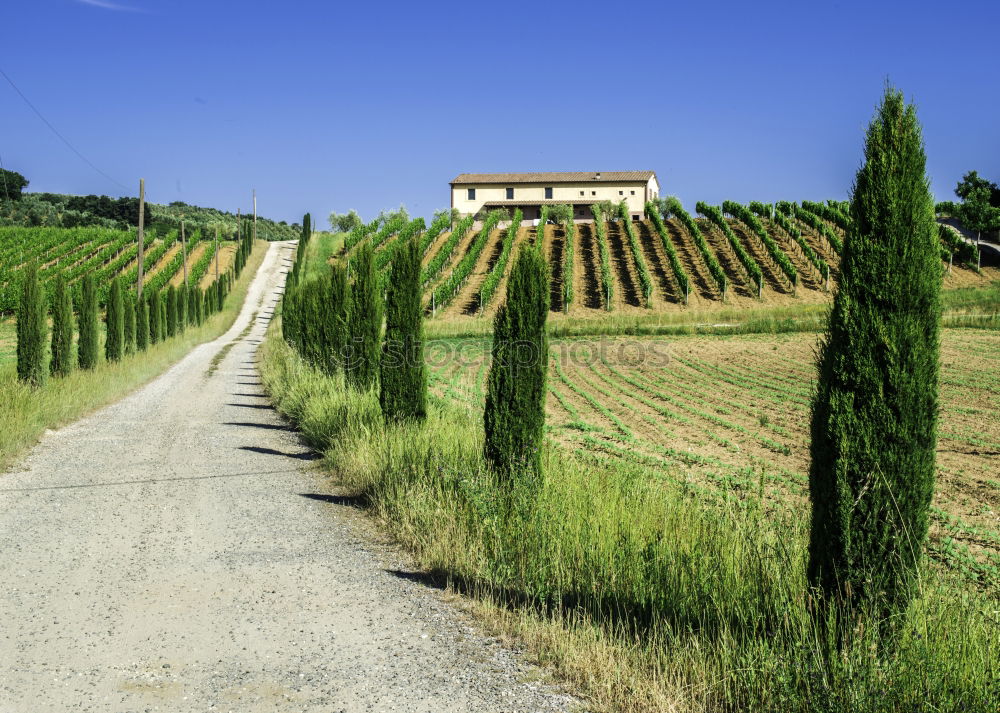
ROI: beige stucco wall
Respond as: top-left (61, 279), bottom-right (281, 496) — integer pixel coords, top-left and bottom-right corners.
top-left (452, 175), bottom-right (660, 220)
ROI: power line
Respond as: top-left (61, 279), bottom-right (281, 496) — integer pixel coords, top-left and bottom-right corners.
top-left (0, 66), bottom-right (130, 192)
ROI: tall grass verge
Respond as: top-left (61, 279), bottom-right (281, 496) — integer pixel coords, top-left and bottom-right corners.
top-left (260, 329), bottom-right (1000, 713)
top-left (0, 240), bottom-right (269, 469)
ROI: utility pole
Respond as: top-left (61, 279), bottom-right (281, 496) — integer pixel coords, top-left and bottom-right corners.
top-left (137, 178), bottom-right (145, 297)
top-left (181, 219), bottom-right (188, 287)
top-left (214, 226), bottom-right (220, 281)
top-left (252, 189), bottom-right (257, 243)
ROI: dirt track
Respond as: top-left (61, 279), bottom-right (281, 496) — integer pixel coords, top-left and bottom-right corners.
top-left (0, 241), bottom-right (573, 712)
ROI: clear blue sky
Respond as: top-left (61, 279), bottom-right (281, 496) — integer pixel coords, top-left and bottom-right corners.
top-left (1, 0), bottom-right (997, 226)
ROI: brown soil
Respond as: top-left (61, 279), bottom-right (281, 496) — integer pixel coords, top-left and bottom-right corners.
top-left (730, 223), bottom-right (791, 294)
top-left (198, 244), bottom-right (237, 290)
top-left (571, 223), bottom-right (604, 312)
top-left (144, 243), bottom-right (182, 284)
top-left (420, 230), bottom-right (453, 268)
top-left (169, 242), bottom-right (209, 288)
top-left (665, 218), bottom-right (722, 305)
top-left (700, 221), bottom-right (758, 301)
top-left (545, 225), bottom-right (565, 313)
top-left (437, 227), bottom-right (505, 318)
top-left (761, 219), bottom-right (826, 291)
top-left (636, 220), bottom-right (681, 305)
top-left (604, 222), bottom-right (642, 309)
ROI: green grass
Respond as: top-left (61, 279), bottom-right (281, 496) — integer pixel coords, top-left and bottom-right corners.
top-left (261, 328), bottom-right (1000, 713)
top-left (0, 318), bottom-right (14, 366)
top-left (420, 281), bottom-right (1000, 340)
top-left (0, 240), bottom-right (268, 469)
top-left (301, 231), bottom-right (344, 282)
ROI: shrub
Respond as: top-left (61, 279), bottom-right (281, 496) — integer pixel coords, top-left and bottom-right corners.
top-left (16, 263), bottom-right (47, 386)
top-left (105, 277), bottom-right (125, 362)
top-left (484, 245), bottom-right (550, 479)
top-left (328, 262), bottom-right (351, 374)
top-left (809, 87), bottom-right (942, 624)
top-left (346, 243), bottom-right (382, 390)
top-left (380, 236), bottom-right (426, 421)
top-left (148, 290), bottom-right (161, 344)
top-left (136, 295), bottom-right (149, 351)
top-left (123, 290), bottom-right (136, 354)
top-left (77, 274), bottom-right (99, 370)
top-left (166, 285), bottom-right (177, 338)
top-left (50, 275), bottom-right (75, 376)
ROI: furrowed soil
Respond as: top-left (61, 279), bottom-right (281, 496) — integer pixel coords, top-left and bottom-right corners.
top-left (426, 330), bottom-right (1000, 588)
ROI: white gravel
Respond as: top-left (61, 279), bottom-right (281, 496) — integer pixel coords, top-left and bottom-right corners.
top-left (0, 241), bottom-right (578, 712)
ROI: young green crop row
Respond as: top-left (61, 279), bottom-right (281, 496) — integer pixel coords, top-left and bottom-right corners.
top-left (590, 205), bottom-right (614, 309)
top-left (430, 210), bottom-right (504, 311)
top-left (645, 207), bottom-right (690, 302)
top-left (761, 204), bottom-right (830, 284)
top-left (780, 201), bottom-right (843, 254)
top-left (374, 218), bottom-right (425, 273)
top-left (662, 198), bottom-right (728, 295)
top-left (421, 215), bottom-right (474, 287)
top-left (478, 208), bottom-right (523, 310)
top-left (617, 201), bottom-right (653, 307)
top-left (722, 201), bottom-right (798, 289)
top-left (417, 211), bottom-right (453, 257)
top-left (697, 202), bottom-right (764, 295)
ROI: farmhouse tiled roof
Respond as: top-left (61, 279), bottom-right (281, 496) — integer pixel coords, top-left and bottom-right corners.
top-left (451, 171), bottom-right (656, 185)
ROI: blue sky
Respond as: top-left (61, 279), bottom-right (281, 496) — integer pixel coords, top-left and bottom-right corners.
top-left (1, 0), bottom-right (997, 226)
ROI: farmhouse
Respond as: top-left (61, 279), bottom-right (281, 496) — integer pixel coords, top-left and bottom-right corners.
top-left (450, 171), bottom-right (660, 223)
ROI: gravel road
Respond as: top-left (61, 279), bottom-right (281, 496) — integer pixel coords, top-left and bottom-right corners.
top-left (0, 242), bottom-right (576, 712)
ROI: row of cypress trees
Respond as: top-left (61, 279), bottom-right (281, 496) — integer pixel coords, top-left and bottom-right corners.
top-left (282, 214), bottom-right (551, 476)
top-left (16, 235), bottom-right (249, 387)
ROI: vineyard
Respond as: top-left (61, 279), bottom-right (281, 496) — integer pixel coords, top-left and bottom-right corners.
top-left (344, 199), bottom-right (997, 322)
top-left (0, 224), bottom-right (245, 314)
top-left (425, 330), bottom-right (1000, 588)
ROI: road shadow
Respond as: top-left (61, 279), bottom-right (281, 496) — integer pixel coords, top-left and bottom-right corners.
top-left (239, 445), bottom-right (318, 460)
top-left (231, 392), bottom-right (268, 398)
top-left (299, 492), bottom-right (367, 508)
top-left (226, 402), bottom-right (274, 410)
top-left (223, 421), bottom-right (295, 431)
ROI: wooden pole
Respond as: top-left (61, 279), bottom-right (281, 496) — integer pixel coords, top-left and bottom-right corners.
top-left (214, 226), bottom-right (220, 281)
top-left (181, 220), bottom-right (188, 287)
top-left (137, 178), bottom-right (145, 297)
top-left (252, 189), bottom-right (257, 243)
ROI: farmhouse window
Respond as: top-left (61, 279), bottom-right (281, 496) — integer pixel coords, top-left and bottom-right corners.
top-left (545, 187), bottom-right (553, 199)
top-left (580, 191), bottom-right (584, 196)
top-left (619, 190), bottom-right (623, 195)
top-left (631, 190), bottom-right (635, 195)
top-left (506, 187), bottom-right (514, 200)
top-left (468, 188), bottom-right (475, 200)
top-left (592, 191), bottom-right (596, 196)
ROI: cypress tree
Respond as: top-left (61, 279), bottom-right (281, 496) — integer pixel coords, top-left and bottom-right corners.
top-left (159, 297), bottom-right (167, 339)
top-left (484, 246), bottom-right (550, 479)
top-left (166, 285), bottom-right (177, 338)
top-left (105, 277), bottom-right (125, 362)
top-left (124, 291), bottom-right (136, 354)
top-left (808, 87), bottom-right (942, 619)
top-left (77, 274), bottom-right (99, 370)
top-left (136, 295), bottom-right (149, 351)
top-left (216, 278), bottom-right (224, 311)
top-left (177, 286), bottom-right (186, 333)
top-left (148, 291), bottom-right (161, 344)
top-left (327, 262), bottom-right (351, 374)
top-left (380, 237), bottom-right (426, 420)
top-left (16, 263), bottom-right (47, 386)
top-left (345, 243), bottom-right (382, 390)
top-left (50, 275), bottom-right (75, 377)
